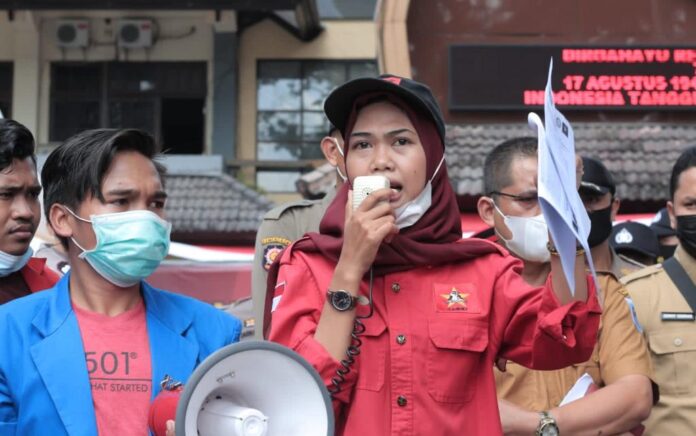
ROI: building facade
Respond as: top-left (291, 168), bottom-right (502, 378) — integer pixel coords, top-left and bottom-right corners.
top-left (406, 0), bottom-right (696, 211)
top-left (0, 0), bottom-right (403, 207)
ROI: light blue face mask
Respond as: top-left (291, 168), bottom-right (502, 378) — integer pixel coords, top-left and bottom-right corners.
top-left (66, 208), bottom-right (171, 287)
top-left (0, 247), bottom-right (33, 277)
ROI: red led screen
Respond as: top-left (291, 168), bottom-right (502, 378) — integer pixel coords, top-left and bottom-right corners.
top-left (448, 45), bottom-right (696, 111)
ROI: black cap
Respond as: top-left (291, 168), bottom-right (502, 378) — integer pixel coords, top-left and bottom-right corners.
top-left (580, 156), bottom-right (615, 196)
top-left (610, 221), bottom-right (660, 260)
top-left (324, 74), bottom-right (446, 141)
top-left (649, 207), bottom-right (676, 237)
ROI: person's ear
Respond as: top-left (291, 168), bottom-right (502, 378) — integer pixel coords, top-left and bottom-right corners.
top-left (610, 196), bottom-right (620, 221)
top-left (477, 196), bottom-right (496, 227)
top-left (48, 204), bottom-right (74, 241)
top-left (320, 136), bottom-right (342, 167)
top-left (667, 201), bottom-right (676, 230)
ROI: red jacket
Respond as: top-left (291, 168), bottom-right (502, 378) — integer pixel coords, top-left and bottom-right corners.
top-left (20, 257), bottom-right (60, 293)
top-left (269, 240), bottom-right (601, 436)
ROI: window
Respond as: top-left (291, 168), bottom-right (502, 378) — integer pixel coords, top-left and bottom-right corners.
top-left (50, 62), bottom-right (206, 154)
top-left (0, 63), bottom-right (13, 119)
top-left (256, 59), bottom-right (377, 192)
top-left (317, 0), bottom-right (377, 19)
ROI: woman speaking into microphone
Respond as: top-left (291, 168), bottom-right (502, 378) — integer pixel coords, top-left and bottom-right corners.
top-left (268, 74), bottom-right (600, 435)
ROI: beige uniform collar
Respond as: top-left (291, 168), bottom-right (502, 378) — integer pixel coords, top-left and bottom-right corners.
top-left (596, 247), bottom-right (643, 280)
top-left (673, 245), bottom-right (696, 284)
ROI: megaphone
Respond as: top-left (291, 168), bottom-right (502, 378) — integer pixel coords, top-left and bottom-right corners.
top-left (174, 340), bottom-right (334, 436)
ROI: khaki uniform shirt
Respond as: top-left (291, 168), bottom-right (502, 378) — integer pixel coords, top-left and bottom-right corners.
top-left (495, 271), bottom-right (653, 411)
top-left (622, 245), bottom-right (696, 435)
top-left (250, 187), bottom-right (336, 338)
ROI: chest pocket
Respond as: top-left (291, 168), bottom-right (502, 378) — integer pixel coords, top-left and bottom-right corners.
top-left (355, 315), bottom-right (387, 392)
top-left (648, 329), bottom-right (696, 395)
top-left (427, 319), bottom-right (489, 403)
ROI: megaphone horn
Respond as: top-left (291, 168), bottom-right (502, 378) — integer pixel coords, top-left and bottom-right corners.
top-left (175, 340), bottom-right (335, 436)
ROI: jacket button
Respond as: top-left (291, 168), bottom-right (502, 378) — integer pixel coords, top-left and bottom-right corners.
top-left (674, 337), bottom-right (683, 347)
top-left (391, 283), bottom-right (400, 293)
top-left (396, 334), bottom-right (406, 345)
top-left (397, 395), bottom-right (407, 407)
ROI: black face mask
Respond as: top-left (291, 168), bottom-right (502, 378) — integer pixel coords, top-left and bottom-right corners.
top-left (587, 205), bottom-right (614, 248)
top-left (659, 244), bottom-right (677, 261)
top-left (676, 214), bottom-right (696, 259)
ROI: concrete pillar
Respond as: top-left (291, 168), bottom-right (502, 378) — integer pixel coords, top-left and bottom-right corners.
top-left (11, 12), bottom-right (41, 136)
top-left (211, 31), bottom-right (238, 162)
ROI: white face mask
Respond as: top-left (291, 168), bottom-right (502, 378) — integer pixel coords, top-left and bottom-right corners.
top-left (0, 247), bottom-right (33, 277)
top-left (393, 155), bottom-right (445, 229)
top-left (493, 202), bottom-right (550, 263)
top-left (330, 137), bottom-right (348, 182)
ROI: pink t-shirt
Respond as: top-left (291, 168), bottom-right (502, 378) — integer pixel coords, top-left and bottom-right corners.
top-left (74, 299), bottom-right (152, 436)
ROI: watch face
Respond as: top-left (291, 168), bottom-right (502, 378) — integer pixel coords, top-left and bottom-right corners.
top-left (540, 423), bottom-right (559, 436)
top-left (331, 291), bottom-right (354, 311)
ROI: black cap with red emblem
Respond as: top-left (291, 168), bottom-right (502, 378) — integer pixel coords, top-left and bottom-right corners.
top-left (324, 74), bottom-right (446, 141)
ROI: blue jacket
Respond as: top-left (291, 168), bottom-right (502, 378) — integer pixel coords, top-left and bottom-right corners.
top-left (0, 273), bottom-right (241, 436)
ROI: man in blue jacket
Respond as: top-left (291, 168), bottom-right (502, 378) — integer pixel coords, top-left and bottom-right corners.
top-left (0, 128), bottom-right (241, 435)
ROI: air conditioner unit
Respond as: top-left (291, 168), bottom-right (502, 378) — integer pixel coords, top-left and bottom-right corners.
top-left (117, 19), bottom-right (154, 49)
top-left (56, 19), bottom-right (89, 48)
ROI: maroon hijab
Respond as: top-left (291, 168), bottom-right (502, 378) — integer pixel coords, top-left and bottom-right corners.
top-left (292, 93), bottom-right (498, 275)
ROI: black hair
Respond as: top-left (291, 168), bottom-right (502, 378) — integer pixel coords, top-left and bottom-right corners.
top-left (41, 128), bottom-right (166, 248)
top-left (0, 119), bottom-right (36, 172)
top-left (483, 136), bottom-right (538, 195)
top-left (670, 146), bottom-right (696, 199)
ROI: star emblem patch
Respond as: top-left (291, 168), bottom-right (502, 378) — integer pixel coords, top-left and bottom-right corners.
top-left (434, 283), bottom-right (478, 313)
top-left (441, 287), bottom-right (469, 309)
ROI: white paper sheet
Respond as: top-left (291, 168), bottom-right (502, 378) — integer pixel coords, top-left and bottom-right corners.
top-left (559, 372), bottom-right (595, 406)
top-left (532, 58), bottom-right (596, 296)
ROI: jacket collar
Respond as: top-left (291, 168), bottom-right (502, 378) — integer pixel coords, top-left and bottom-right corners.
top-left (141, 279), bottom-right (200, 399)
top-left (30, 273), bottom-right (195, 337)
top-left (30, 273), bottom-right (95, 435)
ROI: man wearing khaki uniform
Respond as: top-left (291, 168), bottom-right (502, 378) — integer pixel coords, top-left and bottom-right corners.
top-left (622, 146), bottom-right (696, 434)
top-left (251, 129), bottom-right (345, 338)
top-left (478, 139), bottom-right (654, 435)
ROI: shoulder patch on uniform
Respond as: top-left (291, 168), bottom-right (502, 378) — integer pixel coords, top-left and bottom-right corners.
top-left (263, 199), bottom-right (318, 220)
top-left (624, 296), bottom-right (643, 333)
top-left (620, 263), bottom-right (663, 286)
top-left (261, 236), bottom-right (292, 271)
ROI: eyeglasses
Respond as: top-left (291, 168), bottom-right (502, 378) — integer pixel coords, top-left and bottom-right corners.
top-left (488, 191), bottom-right (539, 205)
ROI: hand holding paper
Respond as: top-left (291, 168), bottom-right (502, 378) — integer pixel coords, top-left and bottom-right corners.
top-left (530, 58), bottom-right (597, 297)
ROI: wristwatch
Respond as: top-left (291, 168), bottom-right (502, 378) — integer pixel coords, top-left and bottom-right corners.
top-left (327, 289), bottom-right (359, 312)
top-left (535, 411), bottom-right (559, 436)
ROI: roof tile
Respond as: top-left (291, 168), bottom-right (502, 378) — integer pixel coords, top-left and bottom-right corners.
top-left (165, 174), bottom-right (274, 234)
